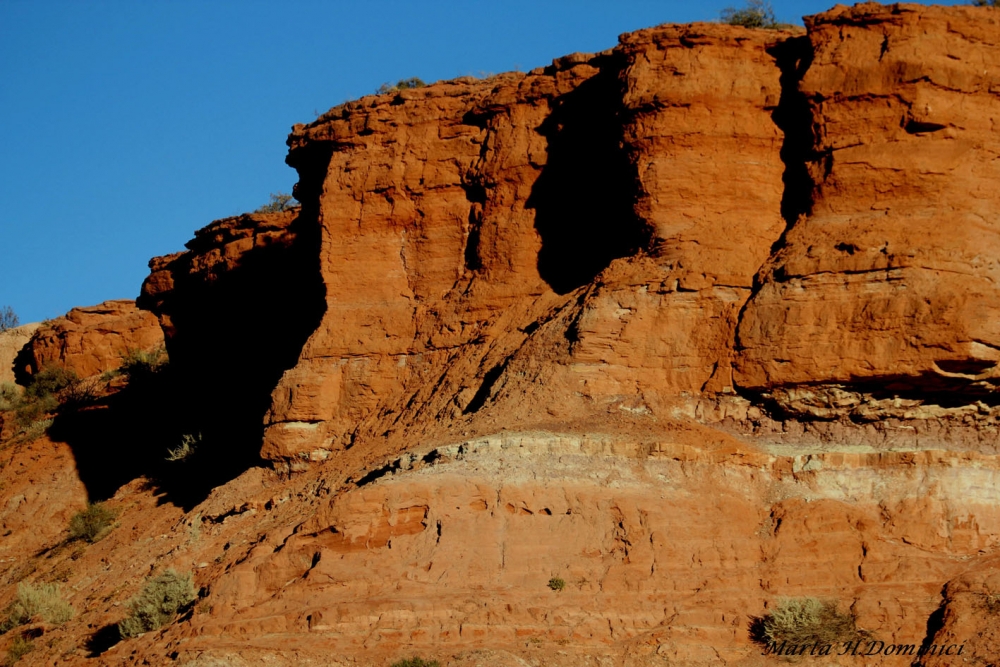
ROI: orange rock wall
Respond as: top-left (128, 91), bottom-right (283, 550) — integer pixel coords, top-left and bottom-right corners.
top-left (735, 4), bottom-right (1000, 418)
top-left (24, 300), bottom-right (163, 380)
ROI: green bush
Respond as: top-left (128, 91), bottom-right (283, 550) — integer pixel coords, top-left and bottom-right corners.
top-left (0, 582), bottom-right (74, 633)
top-left (69, 503), bottom-right (116, 543)
top-left (547, 577), bottom-right (566, 591)
top-left (117, 570), bottom-right (196, 638)
top-left (254, 192), bottom-right (298, 214)
top-left (0, 384), bottom-right (20, 412)
top-left (721, 0), bottom-right (778, 28)
top-left (391, 659), bottom-right (440, 667)
top-left (3, 636), bottom-right (32, 666)
top-left (377, 77), bottom-right (427, 94)
top-left (757, 597), bottom-right (858, 646)
top-left (24, 366), bottom-right (77, 401)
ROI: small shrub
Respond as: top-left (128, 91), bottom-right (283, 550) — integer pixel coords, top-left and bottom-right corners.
top-left (0, 307), bottom-right (18, 333)
top-left (721, 0), bottom-right (778, 28)
top-left (23, 366), bottom-right (77, 401)
top-left (14, 419), bottom-right (52, 444)
top-left (377, 77), bottom-right (427, 94)
top-left (254, 192), bottom-right (298, 214)
top-left (0, 384), bottom-right (20, 412)
top-left (3, 636), bottom-right (32, 665)
top-left (69, 503), bottom-right (116, 543)
top-left (13, 395), bottom-right (57, 429)
top-left (61, 377), bottom-right (102, 409)
top-left (391, 658), bottom-right (440, 667)
top-left (547, 577), bottom-right (566, 591)
top-left (165, 433), bottom-right (200, 462)
top-left (754, 597), bottom-right (858, 647)
top-left (117, 570), bottom-right (196, 638)
top-left (0, 582), bottom-right (74, 633)
top-left (118, 347), bottom-right (167, 381)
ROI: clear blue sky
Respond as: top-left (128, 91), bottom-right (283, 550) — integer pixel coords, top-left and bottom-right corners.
top-left (0, 0), bottom-right (966, 324)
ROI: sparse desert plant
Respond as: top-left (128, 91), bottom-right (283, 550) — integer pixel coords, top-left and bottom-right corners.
top-left (165, 433), bottom-right (200, 462)
top-left (0, 383), bottom-right (20, 412)
top-left (0, 307), bottom-right (18, 333)
top-left (117, 570), bottom-right (196, 638)
top-left (547, 577), bottom-right (566, 591)
top-left (13, 419), bottom-right (52, 443)
top-left (391, 658), bottom-right (440, 667)
top-left (68, 503), bottom-right (116, 543)
top-left (755, 597), bottom-right (859, 647)
top-left (377, 77), bottom-right (427, 94)
top-left (23, 365), bottom-right (78, 401)
top-left (721, 0), bottom-right (779, 27)
top-left (118, 347), bottom-right (167, 381)
top-left (0, 582), bottom-right (74, 633)
top-left (254, 192), bottom-right (298, 213)
top-left (3, 635), bottom-right (32, 665)
top-left (61, 376), bottom-right (102, 409)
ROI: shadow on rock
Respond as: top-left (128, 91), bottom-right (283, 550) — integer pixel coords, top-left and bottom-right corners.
top-left (85, 623), bottom-right (121, 657)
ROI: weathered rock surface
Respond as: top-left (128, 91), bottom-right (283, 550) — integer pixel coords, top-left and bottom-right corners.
top-left (0, 323), bottom-right (39, 385)
top-left (4, 4), bottom-right (1000, 666)
top-left (735, 3), bottom-right (1000, 420)
top-left (21, 300), bottom-right (163, 380)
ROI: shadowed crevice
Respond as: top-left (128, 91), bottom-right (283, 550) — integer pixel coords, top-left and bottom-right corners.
top-left (527, 53), bottom-right (649, 294)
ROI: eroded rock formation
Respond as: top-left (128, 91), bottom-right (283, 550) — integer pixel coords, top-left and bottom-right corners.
top-left (21, 300), bottom-right (163, 380)
top-left (3, 4), bottom-right (1000, 666)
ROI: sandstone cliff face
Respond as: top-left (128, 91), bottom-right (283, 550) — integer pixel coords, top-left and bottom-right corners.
top-left (4, 4), bottom-right (1000, 666)
top-left (735, 3), bottom-right (1000, 421)
top-left (21, 300), bottom-right (163, 380)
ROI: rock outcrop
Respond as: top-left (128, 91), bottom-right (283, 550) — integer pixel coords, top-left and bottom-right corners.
top-left (21, 300), bottom-right (163, 380)
top-left (735, 3), bottom-right (1000, 422)
top-left (3, 4), bottom-right (1000, 666)
top-left (0, 323), bottom-right (39, 385)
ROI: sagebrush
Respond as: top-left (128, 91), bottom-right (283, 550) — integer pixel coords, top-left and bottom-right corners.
top-left (756, 597), bottom-right (859, 646)
top-left (117, 570), bottom-right (196, 638)
top-left (377, 77), bottom-right (427, 94)
top-left (69, 503), bottom-right (116, 543)
top-left (118, 347), bottom-right (167, 381)
top-left (0, 582), bottom-right (74, 633)
top-left (547, 577), bottom-right (566, 591)
top-left (3, 636), bottom-right (32, 665)
top-left (721, 0), bottom-right (779, 28)
top-left (391, 659), bottom-right (440, 667)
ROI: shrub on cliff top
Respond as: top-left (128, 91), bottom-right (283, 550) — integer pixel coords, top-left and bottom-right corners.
top-left (753, 597), bottom-right (859, 647)
top-left (973, 0), bottom-right (999, 6)
top-left (117, 570), bottom-right (196, 638)
top-left (0, 307), bottom-right (18, 333)
top-left (254, 192), bottom-right (298, 213)
top-left (721, 0), bottom-right (778, 28)
top-left (377, 77), bottom-right (427, 94)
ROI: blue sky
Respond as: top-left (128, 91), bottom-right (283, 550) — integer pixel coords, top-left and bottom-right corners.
top-left (0, 0), bottom-right (966, 323)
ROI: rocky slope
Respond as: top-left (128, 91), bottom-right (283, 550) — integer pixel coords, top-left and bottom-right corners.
top-left (3, 3), bottom-right (1000, 666)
